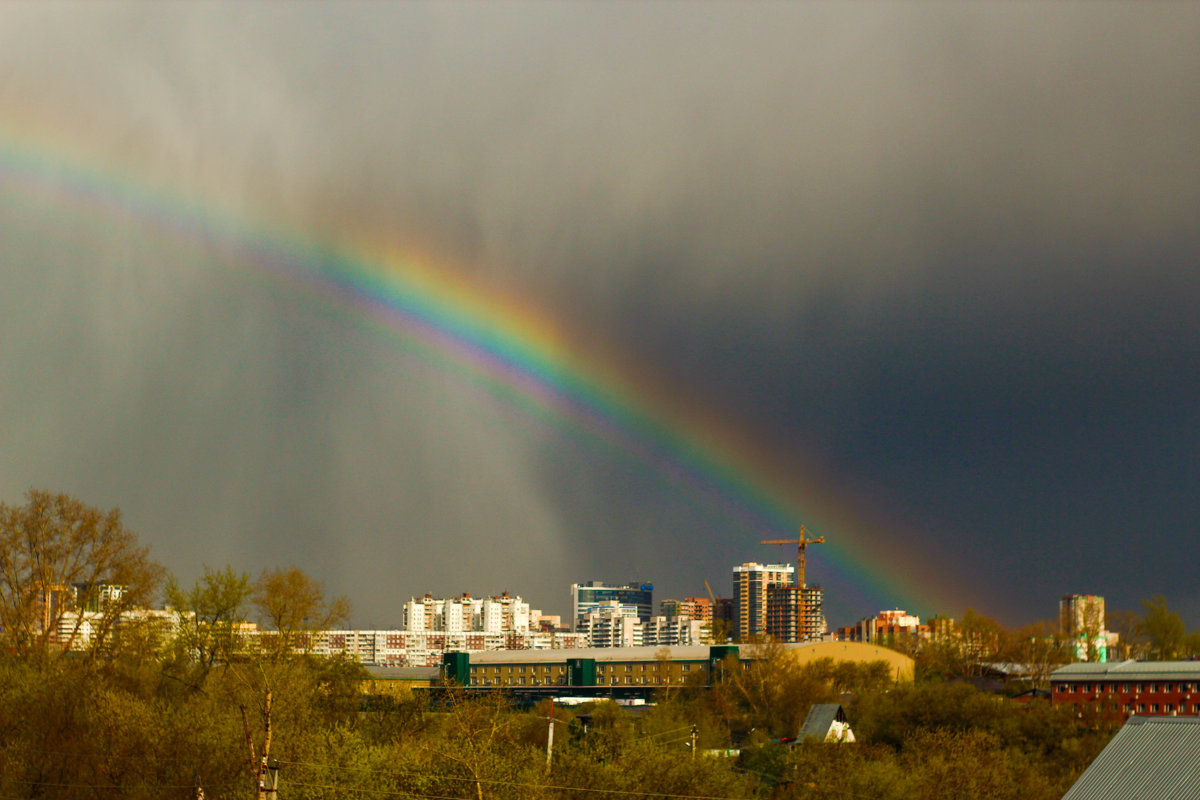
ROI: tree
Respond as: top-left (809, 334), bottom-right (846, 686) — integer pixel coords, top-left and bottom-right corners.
top-left (1105, 608), bottom-right (1145, 660)
top-left (165, 565), bottom-right (253, 670)
top-left (1001, 622), bottom-right (1070, 687)
top-left (0, 488), bottom-right (162, 660)
top-left (1141, 595), bottom-right (1186, 660)
top-left (251, 566), bottom-right (350, 659)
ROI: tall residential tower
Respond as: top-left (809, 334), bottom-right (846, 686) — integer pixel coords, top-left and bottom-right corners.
top-left (732, 562), bottom-right (794, 642)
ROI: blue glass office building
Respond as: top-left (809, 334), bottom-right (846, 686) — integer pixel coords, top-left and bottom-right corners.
top-left (571, 581), bottom-right (654, 630)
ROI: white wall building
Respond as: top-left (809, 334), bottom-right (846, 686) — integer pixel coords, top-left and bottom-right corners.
top-left (643, 616), bottom-right (707, 647)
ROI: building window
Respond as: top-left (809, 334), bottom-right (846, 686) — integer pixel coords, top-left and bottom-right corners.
top-left (1165, 704), bottom-right (1174, 713)
top-left (1138, 704), bottom-right (1146, 713)
top-left (1122, 683), bottom-right (1131, 693)
top-left (1151, 704), bottom-right (1159, 713)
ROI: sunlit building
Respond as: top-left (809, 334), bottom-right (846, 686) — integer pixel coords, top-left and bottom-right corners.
top-left (732, 562), bottom-right (794, 642)
top-left (1060, 594), bottom-right (1112, 662)
top-left (766, 585), bottom-right (827, 642)
top-left (570, 581), bottom-right (653, 631)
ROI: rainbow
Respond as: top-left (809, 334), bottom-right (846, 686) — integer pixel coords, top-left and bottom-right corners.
top-left (0, 122), bottom-right (959, 618)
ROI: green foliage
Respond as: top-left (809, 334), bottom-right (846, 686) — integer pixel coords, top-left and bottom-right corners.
top-left (251, 566), bottom-right (352, 660)
top-left (164, 564), bottom-right (253, 674)
top-left (5, 491), bottom-right (1179, 799)
top-left (1141, 595), bottom-right (1187, 660)
top-left (705, 647), bottom-right (898, 741)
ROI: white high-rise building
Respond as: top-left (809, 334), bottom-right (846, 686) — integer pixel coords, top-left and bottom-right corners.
top-left (482, 592), bottom-right (530, 633)
top-left (577, 601), bottom-right (643, 647)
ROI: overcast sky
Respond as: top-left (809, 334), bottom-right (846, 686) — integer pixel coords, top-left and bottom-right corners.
top-left (2, 2), bottom-right (1198, 628)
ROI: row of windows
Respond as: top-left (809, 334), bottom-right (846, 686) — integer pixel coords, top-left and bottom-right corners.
top-left (469, 665), bottom-right (567, 675)
top-left (467, 662), bottom-right (701, 676)
top-left (1075, 702), bottom-right (1200, 715)
top-left (472, 675), bottom-right (686, 687)
top-left (1056, 681), bottom-right (1200, 695)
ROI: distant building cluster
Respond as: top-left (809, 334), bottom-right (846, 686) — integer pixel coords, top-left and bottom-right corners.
top-left (35, 562), bottom-right (1134, 685)
top-left (571, 581), bottom-right (710, 648)
top-left (837, 609), bottom-right (930, 643)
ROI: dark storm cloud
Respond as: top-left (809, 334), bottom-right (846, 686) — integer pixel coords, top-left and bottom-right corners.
top-left (1, 3), bottom-right (1198, 625)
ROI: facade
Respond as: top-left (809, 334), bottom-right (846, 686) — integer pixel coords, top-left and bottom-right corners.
top-left (661, 597), bottom-right (714, 624)
top-left (765, 585), bottom-right (827, 643)
top-left (451, 640), bottom-right (915, 689)
top-left (578, 603), bottom-right (709, 648)
top-left (402, 592), bottom-right (532, 636)
top-left (570, 581), bottom-right (653, 631)
top-left (295, 628), bottom-right (588, 667)
top-left (1051, 661), bottom-right (1200, 718)
top-left (837, 609), bottom-right (930, 643)
top-left (577, 602), bottom-right (643, 648)
top-left (644, 616), bottom-right (707, 647)
top-left (732, 562), bottom-right (794, 642)
top-left (461, 645), bottom-right (716, 688)
top-left (1059, 594), bottom-right (1111, 662)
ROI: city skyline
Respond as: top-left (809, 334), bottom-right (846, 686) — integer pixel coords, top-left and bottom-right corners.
top-left (2, 4), bottom-right (1198, 628)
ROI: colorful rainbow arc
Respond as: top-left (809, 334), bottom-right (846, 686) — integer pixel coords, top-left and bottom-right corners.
top-left (0, 131), bottom-right (950, 616)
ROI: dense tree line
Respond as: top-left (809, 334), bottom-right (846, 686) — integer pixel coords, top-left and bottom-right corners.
top-left (3, 488), bottom-right (1186, 798)
top-left (0, 640), bottom-right (1120, 800)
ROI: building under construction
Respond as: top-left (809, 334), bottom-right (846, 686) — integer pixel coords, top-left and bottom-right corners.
top-left (758, 527), bottom-right (828, 643)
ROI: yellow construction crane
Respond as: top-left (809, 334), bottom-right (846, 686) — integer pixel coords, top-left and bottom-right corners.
top-left (761, 525), bottom-right (824, 588)
top-left (702, 579), bottom-right (730, 644)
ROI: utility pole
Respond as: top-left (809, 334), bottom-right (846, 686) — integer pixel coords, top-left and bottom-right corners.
top-left (690, 725), bottom-right (698, 761)
top-left (761, 525), bottom-right (825, 588)
top-left (545, 698), bottom-right (555, 770)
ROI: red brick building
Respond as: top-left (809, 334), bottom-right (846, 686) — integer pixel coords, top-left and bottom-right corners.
top-left (1051, 661), bottom-right (1200, 718)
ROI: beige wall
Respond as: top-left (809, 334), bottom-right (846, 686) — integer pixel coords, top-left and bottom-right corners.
top-left (782, 641), bottom-right (915, 682)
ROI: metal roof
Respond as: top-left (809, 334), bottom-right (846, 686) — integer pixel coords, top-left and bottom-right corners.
top-left (1061, 716), bottom-right (1200, 800)
top-left (460, 645), bottom-right (715, 664)
top-left (364, 666), bottom-right (439, 680)
top-left (456, 641), bottom-right (844, 665)
top-left (798, 704), bottom-right (846, 741)
top-left (1053, 661), bottom-right (1200, 681)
